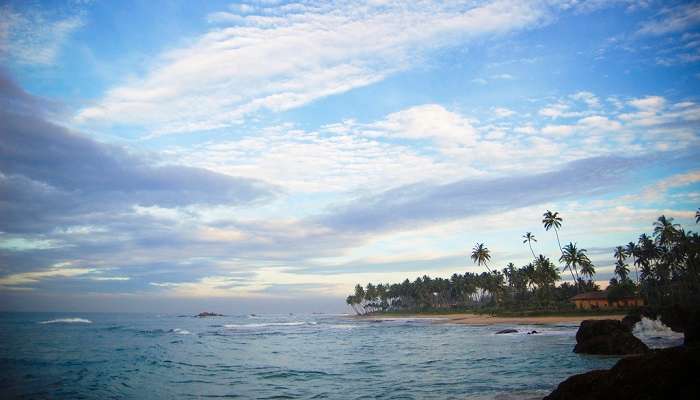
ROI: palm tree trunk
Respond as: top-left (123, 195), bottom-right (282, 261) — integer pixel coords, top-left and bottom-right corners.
top-left (554, 228), bottom-right (563, 254)
top-left (556, 229), bottom-right (578, 289)
top-left (565, 265), bottom-right (577, 286)
top-left (529, 242), bottom-right (536, 259)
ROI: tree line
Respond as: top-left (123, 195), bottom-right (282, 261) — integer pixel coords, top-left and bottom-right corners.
top-left (346, 208), bottom-right (700, 314)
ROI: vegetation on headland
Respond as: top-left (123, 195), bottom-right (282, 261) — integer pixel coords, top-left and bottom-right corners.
top-left (347, 208), bottom-right (700, 316)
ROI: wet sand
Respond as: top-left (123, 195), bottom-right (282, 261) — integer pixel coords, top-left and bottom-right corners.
top-left (360, 313), bottom-right (625, 325)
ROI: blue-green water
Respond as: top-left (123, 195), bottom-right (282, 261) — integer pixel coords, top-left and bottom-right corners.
top-left (0, 313), bottom-right (639, 399)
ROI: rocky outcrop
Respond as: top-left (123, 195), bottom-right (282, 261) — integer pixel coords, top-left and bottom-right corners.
top-left (544, 345), bottom-right (700, 400)
top-left (573, 319), bottom-right (649, 355)
top-left (195, 312), bottom-right (224, 317)
top-left (621, 313), bottom-right (641, 332)
top-left (495, 329), bottom-right (518, 334)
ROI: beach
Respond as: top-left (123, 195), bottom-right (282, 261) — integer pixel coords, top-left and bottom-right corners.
top-left (360, 313), bottom-right (626, 325)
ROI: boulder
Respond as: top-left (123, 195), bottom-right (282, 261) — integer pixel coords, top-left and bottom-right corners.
top-left (495, 329), bottom-right (518, 334)
top-left (573, 319), bottom-right (649, 355)
top-left (621, 313), bottom-right (641, 332)
top-left (544, 345), bottom-right (700, 400)
top-left (195, 312), bottom-right (224, 317)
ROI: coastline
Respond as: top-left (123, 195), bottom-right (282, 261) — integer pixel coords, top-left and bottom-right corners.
top-left (357, 312), bottom-right (626, 325)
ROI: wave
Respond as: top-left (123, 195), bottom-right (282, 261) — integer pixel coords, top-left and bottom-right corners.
top-left (39, 318), bottom-right (92, 324)
top-left (633, 317), bottom-right (684, 348)
top-left (170, 328), bottom-right (192, 335)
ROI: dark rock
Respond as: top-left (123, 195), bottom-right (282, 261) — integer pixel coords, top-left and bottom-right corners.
top-left (495, 329), bottom-right (518, 334)
top-left (574, 319), bottom-right (649, 355)
top-left (544, 345), bottom-right (700, 400)
top-left (195, 312), bottom-right (224, 317)
top-left (621, 313), bottom-right (641, 332)
top-left (527, 330), bottom-right (538, 335)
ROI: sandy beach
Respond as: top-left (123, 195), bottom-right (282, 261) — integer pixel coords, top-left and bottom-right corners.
top-left (360, 313), bottom-right (626, 325)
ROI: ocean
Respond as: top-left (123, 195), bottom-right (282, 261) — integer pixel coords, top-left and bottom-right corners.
top-left (0, 312), bottom-right (683, 399)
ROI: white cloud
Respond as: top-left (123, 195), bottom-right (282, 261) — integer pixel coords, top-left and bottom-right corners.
top-left (75, 0), bottom-right (554, 135)
top-left (577, 115), bottom-right (622, 131)
top-left (368, 104), bottom-right (479, 146)
top-left (570, 91), bottom-right (600, 108)
top-left (637, 3), bottom-right (700, 36)
top-left (0, 263), bottom-right (95, 287)
top-left (490, 73), bottom-right (515, 80)
top-left (164, 91), bottom-right (700, 196)
top-left (538, 102), bottom-right (583, 118)
top-left (492, 107), bottom-right (516, 118)
top-left (541, 124), bottom-right (575, 136)
top-left (0, 5), bottom-right (83, 65)
top-left (629, 95), bottom-right (666, 111)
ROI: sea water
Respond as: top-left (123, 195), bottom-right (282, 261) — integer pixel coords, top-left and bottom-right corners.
top-left (0, 313), bottom-right (682, 399)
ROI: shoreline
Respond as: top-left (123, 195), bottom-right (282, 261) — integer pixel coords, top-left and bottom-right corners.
top-left (357, 312), bottom-right (626, 325)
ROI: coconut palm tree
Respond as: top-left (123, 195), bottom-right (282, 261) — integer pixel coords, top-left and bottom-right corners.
top-left (471, 243), bottom-right (492, 273)
top-left (560, 242), bottom-right (589, 287)
top-left (653, 215), bottom-right (679, 249)
top-left (542, 210), bottom-right (564, 253)
top-left (614, 246), bottom-right (626, 263)
top-left (625, 241), bottom-right (640, 283)
top-left (580, 259), bottom-right (596, 282)
top-left (522, 232), bottom-right (537, 259)
top-left (614, 259), bottom-right (630, 281)
top-left (696, 208), bottom-right (699, 224)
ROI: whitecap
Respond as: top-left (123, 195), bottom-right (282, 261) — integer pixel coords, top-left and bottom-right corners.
top-left (171, 328), bottom-right (191, 335)
top-left (633, 317), bottom-right (684, 348)
top-left (39, 318), bottom-right (92, 324)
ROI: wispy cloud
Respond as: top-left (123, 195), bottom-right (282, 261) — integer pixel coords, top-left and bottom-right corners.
top-left (75, 0), bottom-right (555, 135)
top-left (636, 2), bottom-right (700, 36)
top-left (0, 4), bottom-right (83, 65)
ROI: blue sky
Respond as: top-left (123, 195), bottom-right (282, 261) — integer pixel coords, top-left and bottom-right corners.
top-left (1, 0), bottom-right (699, 313)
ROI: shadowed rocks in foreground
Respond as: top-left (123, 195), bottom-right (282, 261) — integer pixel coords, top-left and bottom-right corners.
top-left (573, 319), bottom-right (649, 355)
top-left (544, 345), bottom-right (700, 400)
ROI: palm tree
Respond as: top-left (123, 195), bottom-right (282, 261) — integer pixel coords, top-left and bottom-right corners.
top-left (471, 243), bottom-right (492, 273)
top-left (542, 210), bottom-right (563, 253)
top-left (522, 232), bottom-right (537, 259)
top-left (625, 241), bottom-right (640, 283)
top-left (653, 215), bottom-right (679, 249)
top-left (560, 242), bottom-right (589, 287)
top-left (614, 259), bottom-right (630, 281)
top-left (696, 208), bottom-right (699, 224)
top-left (614, 246), bottom-right (626, 263)
top-left (580, 259), bottom-right (596, 282)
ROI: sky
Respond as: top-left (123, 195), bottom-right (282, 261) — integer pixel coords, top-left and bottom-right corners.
top-left (1, 0), bottom-right (699, 314)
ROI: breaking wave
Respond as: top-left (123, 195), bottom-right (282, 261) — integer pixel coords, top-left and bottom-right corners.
top-left (39, 318), bottom-right (92, 324)
top-left (633, 317), bottom-right (684, 348)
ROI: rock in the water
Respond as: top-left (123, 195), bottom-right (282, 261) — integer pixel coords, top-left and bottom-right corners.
top-left (195, 312), bottom-right (224, 317)
top-left (573, 319), bottom-right (649, 355)
top-left (527, 330), bottom-right (538, 335)
top-left (544, 345), bottom-right (700, 400)
top-left (495, 329), bottom-right (518, 334)
top-left (621, 313), bottom-right (641, 332)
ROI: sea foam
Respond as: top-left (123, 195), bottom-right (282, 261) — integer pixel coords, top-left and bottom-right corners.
top-left (633, 317), bottom-right (684, 347)
top-left (39, 318), bottom-right (92, 324)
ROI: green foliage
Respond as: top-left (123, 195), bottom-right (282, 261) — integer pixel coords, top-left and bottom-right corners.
top-left (346, 210), bottom-right (700, 315)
